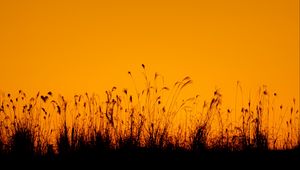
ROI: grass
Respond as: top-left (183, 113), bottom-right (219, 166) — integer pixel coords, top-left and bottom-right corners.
top-left (0, 65), bottom-right (299, 164)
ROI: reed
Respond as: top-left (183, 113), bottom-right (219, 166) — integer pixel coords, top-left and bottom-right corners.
top-left (0, 65), bottom-right (298, 160)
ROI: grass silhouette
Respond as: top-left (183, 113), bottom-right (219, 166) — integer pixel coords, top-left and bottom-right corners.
top-left (0, 65), bottom-right (299, 165)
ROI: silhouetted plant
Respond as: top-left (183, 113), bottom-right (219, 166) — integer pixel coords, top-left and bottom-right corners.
top-left (10, 127), bottom-right (35, 158)
top-left (191, 124), bottom-right (209, 152)
top-left (57, 123), bottom-right (70, 157)
top-left (0, 66), bottom-right (298, 161)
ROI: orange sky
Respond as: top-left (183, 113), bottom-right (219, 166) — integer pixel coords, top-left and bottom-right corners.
top-left (0, 0), bottom-right (299, 108)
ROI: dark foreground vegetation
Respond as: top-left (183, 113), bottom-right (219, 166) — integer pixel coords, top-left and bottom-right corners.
top-left (0, 66), bottom-right (299, 167)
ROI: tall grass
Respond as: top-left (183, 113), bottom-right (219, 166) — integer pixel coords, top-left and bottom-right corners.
top-left (0, 65), bottom-right (299, 159)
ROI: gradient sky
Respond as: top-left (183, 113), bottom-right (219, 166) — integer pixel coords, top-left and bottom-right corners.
top-left (0, 0), bottom-right (299, 108)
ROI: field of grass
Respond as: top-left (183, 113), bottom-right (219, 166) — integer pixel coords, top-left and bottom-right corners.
top-left (0, 65), bottom-right (299, 165)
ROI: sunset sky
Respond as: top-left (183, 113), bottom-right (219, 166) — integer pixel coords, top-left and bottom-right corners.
top-left (0, 0), bottom-right (299, 108)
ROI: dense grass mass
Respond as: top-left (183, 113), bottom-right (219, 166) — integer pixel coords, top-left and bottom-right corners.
top-left (0, 66), bottom-right (299, 164)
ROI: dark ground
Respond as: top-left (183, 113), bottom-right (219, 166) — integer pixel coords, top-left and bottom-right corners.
top-left (1, 149), bottom-right (299, 169)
